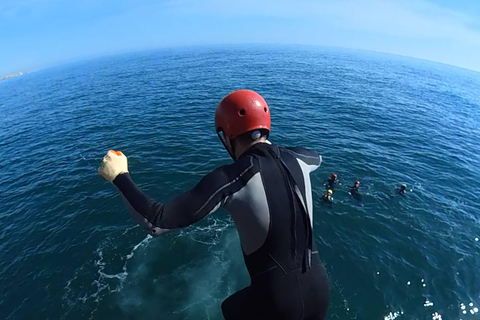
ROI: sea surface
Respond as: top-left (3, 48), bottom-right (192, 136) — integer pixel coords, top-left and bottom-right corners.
top-left (1, 45), bottom-right (480, 320)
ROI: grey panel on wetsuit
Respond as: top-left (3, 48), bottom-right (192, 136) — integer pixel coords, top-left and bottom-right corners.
top-left (225, 172), bottom-right (270, 255)
top-left (285, 147), bottom-right (322, 167)
top-left (295, 156), bottom-right (322, 226)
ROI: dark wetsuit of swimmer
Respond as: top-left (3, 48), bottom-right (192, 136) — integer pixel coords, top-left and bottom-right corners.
top-left (113, 142), bottom-right (330, 320)
top-left (349, 185), bottom-right (361, 201)
top-left (325, 178), bottom-right (337, 190)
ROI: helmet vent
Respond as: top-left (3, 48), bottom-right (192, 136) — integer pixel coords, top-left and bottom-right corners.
top-left (264, 107), bottom-right (268, 113)
top-left (239, 109), bottom-right (246, 116)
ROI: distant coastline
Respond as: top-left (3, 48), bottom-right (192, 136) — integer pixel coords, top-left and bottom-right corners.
top-left (1, 72), bottom-right (24, 81)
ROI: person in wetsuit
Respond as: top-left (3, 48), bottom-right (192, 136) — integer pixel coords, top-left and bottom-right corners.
top-left (350, 180), bottom-right (360, 194)
top-left (322, 189), bottom-right (333, 204)
top-left (325, 173), bottom-right (338, 190)
top-left (349, 180), bottom-right (361, 201)
top-left (399, 184), bottom-right (407, 195)
top-left (98, 90), bottom-right (330, 320)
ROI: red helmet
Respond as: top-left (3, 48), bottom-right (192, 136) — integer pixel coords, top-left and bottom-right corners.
top-left (332, 173), bottom-right (337, 179)
top-left (215, 89), bottom-right (271, 139)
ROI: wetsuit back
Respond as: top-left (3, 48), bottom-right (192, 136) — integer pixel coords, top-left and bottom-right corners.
top-left (113, 142), bottom-right (330, 320)
top-left (327, 178), bottom-right (335, 189)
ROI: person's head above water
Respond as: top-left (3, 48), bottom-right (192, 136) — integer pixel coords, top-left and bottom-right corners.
top-left (215, 89), bottom-right (271, 160)
top-left (327, 189), bottom-right (333, 195)
top-left (331, 173), bottom-right (337, 181)
top-left (354, 180), bottom-right (360, 187)
top-left (400, 184), bottom-right (407, 190)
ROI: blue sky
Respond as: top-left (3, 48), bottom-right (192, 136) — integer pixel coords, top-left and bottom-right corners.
top-left (1, 0), bottom-right (480, 76)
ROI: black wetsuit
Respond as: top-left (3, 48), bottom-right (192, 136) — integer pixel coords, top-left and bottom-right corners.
top-left (326, 178), bottom-right (337, 190)
top-left (113, 142), bottom-right (330, 320)
top-left (350, 186), bottom-right (361, 201)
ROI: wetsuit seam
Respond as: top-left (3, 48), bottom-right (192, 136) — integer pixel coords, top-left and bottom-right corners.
top-left (258, 156), bottom-right (274, 249)
top-left (268, 253), bottom-right (288, 275)
top-left (286, 149), bottom-right (320, 161)
top-left (193, 158), bottom-right (254, 216)
top-left (296, 274), bottom-right (305, 320)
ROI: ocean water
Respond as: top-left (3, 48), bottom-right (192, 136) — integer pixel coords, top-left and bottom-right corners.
top-left (1, 45), bottom-right (480, 320)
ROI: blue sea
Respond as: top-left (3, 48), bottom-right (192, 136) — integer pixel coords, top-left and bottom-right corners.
top-left (1, 45), bottom-right (480, 320)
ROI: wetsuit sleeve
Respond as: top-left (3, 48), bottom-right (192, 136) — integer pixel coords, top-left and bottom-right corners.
top-left (113, 169), bottom-right (228, 236)
top-left (285, 147), bottom-right (322, 172)
top-left (112, 159), bottom-right (255, 237)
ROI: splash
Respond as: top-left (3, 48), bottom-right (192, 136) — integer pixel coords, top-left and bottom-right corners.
top-left (62, 233), bottom-right (153, 319)
top-left (384, 311), bottom-right (403, 320)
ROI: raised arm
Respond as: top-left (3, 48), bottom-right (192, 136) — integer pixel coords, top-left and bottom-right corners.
top-left (113, 166), bottom-right (234, 236)
top-left (98, 150), bottom-right (257, 237)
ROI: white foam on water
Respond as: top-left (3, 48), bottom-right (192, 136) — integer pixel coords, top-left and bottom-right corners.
top-left (458, 301), bottom-right (479, 315)
top-left (95, 234), bottom-right (152, 290)
top-left (424, 300), bottom-right (434, 307)
top-left (384, 311), bottom-right (401, 320)
top-left (126, 234), bottom-right (152, 260)
top-left (62, 233), bottom-right (153, 319)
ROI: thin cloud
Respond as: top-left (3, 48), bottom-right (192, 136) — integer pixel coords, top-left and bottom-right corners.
top-left (1, 0), bottom-right (480, 73)
top-left (170, 0), bottom-right (480, 44)
top-left (163, 0), bottom-right (480, 70)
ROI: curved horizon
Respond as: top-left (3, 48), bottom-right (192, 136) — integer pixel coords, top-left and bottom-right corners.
top-left (2, 43), bottom-right (480, 80)
top-left (1, 0), bottom-right (480, 77)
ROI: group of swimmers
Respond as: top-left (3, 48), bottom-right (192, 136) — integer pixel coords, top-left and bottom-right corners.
top-left (322, 173), bottom-right (408, 203)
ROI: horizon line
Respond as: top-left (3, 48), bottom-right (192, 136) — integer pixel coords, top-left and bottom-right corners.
top-left (2, 43), bottom-right (480, 79)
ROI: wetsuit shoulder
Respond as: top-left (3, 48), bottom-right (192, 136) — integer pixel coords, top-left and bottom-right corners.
top-left (283, 146), bottom-right (322, 169)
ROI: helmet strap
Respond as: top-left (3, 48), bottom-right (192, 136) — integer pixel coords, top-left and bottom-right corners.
top-left (217, 131), bottom-right (237, 161)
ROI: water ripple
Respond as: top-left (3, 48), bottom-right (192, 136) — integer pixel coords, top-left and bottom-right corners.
top-left (1, 46), bottom-right (480, 320)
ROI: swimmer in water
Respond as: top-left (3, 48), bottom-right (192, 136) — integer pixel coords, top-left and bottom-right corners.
top-left (323, 189), bottom-right (333, 203)
top-left (349, 180), bottom-right (360, 195)
top-left (399, 184), bottom-right (407, 195)
top-left (349, 180), bottom-right (362, 201)
top-left (325, 173), bottom-right (338, 190)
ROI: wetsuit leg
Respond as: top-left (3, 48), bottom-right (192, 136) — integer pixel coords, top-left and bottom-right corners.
top-left (221, 286), bottom-right (264, 320)
top-left (221, 281), bottom-right (300, 320)
top-left (298, 264), bottom-right (330, 320)
top-left (221, 283), bottom-right (296, 320)
top-left (222, 265), bottom-right (330, 320)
